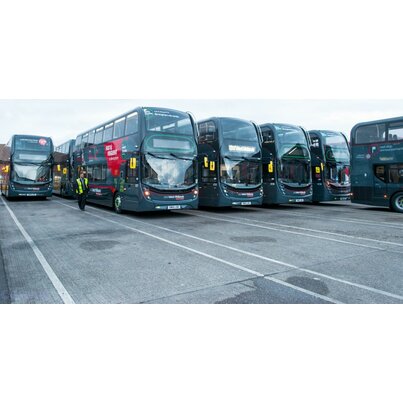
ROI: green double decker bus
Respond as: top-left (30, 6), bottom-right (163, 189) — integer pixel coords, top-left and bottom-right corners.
top-left (308, 130), bottom-right (351, 203)
top-left (260, 123), bottom-right (312, 205)
top-left (0, 135), bottom-right (53, 199)
top-left (350, 116), bottom-right (403, 213)
top-left (197, 117), bottom-right (263, 207)
top-left (72, 107), bottom-right (199, 213)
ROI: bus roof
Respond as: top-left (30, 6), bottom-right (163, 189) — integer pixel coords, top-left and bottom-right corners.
top-left (198, 117), bottom-right (254, 125)
top-left (351, 116), bottom-right (403, 132)
top-left (74, 106), bottom-right (191, 141)
top-left (260, 123), bottom-right (304, 131)
top-left (55, 139), bottom-right (75, 148)
top-left (308, 130), bottom-right (344, 135)
top-left (12, 134), bottom-right (51, 138)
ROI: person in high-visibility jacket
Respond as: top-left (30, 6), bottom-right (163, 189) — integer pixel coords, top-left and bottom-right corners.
top-left (75, 171), bottom-right (89, 211)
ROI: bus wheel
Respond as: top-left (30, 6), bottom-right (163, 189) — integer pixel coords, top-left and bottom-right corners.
top-left (391, 192), bottom-right (403, 213)
top-left (114, 193), bottom-right (123, 214)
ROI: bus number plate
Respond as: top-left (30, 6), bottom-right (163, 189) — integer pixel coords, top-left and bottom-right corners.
top-left (295, 199), bottom-right (305, 203)
top-left (241, 201), bottom-right (252, 206)
top-left (167, 205), bottom-right (181, 210)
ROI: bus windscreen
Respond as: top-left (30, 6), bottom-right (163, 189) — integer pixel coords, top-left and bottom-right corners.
top-left (144, 108), bottom-right (193, 135)
top-left (14, 137), bottom-right (51, 152)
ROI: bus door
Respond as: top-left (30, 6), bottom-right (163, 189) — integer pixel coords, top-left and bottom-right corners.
top-left (199, 151), bottom-right (218, 203)
top-left (309, 134), bottom-right (324, 196)
top-left (261, 128), bottom-right (276, 199)
top-left (373, 164), bottom-right (388, 200)
top-left (197, 123), bottom-right (218, 205)
top-left (124, 156), bottom-right (140, 206)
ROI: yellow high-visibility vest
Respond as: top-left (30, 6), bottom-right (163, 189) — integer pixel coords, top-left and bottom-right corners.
top-left (76, 178), bottom-right (89, 194)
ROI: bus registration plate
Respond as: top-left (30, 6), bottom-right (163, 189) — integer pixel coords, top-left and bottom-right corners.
top-left (241, 201), bottom-right (252, 206)
top-left (295, 199), bottom-right (305, 203)
top-left (167, 205), bottom-right (181, 210)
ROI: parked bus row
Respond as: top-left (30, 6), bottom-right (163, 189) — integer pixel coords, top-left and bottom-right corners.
top-left (1, 107), bottom-right (402, 213)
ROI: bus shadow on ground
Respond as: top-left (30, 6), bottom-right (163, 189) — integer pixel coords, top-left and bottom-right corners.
top-left (198, 205), bottom-right (306, 214)
top-left (1, 196), bottom-right (50, 203)
top-left (84, 200), bottom-right (192, 220)
top-left (360, 206), bottom-right (394, 213)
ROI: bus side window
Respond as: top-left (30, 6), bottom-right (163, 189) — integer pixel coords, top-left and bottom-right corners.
top-left (311, 137), bottom-right (319, 148)
top-left (87, 166), bottom-right (93, 181)
top-left (198, 121), bottom-right (217, 143)
top-left (388, 123), bottom-right (403, 141)
top-left (374, 165), bottom-right (386, 182)
top-left (389, 164), bottom-right (403, 184)
top-left (355, 124), bottom-right (386, 144)
top-left (92, 165), bottom-right (102, 182)
top-left (201, 165), bottom-right (217, 183)
top-left (261, 129), bottom-right (274, 143)
top-left (126, 161), bottom-right (137, 184)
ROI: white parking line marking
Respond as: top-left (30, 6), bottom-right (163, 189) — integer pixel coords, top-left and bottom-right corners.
top-left (54, 199), bottom-right (403, 302)
top-left (1, 197), bottom-right (75, 304)
top-left (185, 211), bottom-right (384, 250)
top-left (54, 200), bottom-right (341, 304)
top-left (191, 211), bottom-right (403, 248)
top-left (249, 207), bottom-right (403, 229)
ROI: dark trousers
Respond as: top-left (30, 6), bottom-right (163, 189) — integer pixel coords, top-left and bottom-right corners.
top-left (77, 194), bottom-right (87, 210)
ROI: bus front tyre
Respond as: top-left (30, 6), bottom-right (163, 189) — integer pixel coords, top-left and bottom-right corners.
top-left (391, 192), bottom-right (403, 213)
top-left (114, 193), bottom-right (123, 214)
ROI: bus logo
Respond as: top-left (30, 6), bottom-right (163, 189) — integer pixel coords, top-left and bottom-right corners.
top-left (39, 138), bottom-right (47, 146)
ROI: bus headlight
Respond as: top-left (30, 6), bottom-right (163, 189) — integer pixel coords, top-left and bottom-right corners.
top-left (143, 188), bottom-right (151, 199)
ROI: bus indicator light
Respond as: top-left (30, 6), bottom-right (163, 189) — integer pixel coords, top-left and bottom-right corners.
top-left (57, 164), bottom-right (61, 172)
top-left (63, 168), bottom-right (67, 175)
top-left (204, 156), bottom-right (209, 168)
top-left (210, 161), bottom-right (215, 171)
top-left (130, 158), bottom-right (137, 169)
top-left (268, 162), bottom-right (274, 173)
top-left (315, 167), bottom-right (321, 174)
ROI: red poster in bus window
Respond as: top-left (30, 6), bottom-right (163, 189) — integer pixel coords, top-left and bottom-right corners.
top-left (39, 138), bottom-right (47, 146)
top-left (104, 139), bottom-right (124, 176)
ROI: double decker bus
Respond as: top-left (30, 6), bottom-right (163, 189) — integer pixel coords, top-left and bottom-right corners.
top-left (0, 135), bottom-right (53, 199)
top-left (53, 139), bottom-right (75, 197)
top-left (308, 130), bottom-right (351, 203)
top-left (259, 123), bottom-right (312, 205)
top-left (350, 116), bottom-right (403, 213)
top-left (197, 117), bottom-right (263, 207)
top-left (72, 107), bottom-right (199, 213)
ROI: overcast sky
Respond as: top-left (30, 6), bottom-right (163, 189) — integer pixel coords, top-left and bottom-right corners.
top-left (1, 99), bottom-right (403, 146)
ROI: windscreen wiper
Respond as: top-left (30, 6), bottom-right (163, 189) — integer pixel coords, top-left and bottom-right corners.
top-left (224, 156), bottom-right (260, 162)
top-left (145, 151), bottom-right (169, 160)
top-left (169, 153), bottom-right (194, 161)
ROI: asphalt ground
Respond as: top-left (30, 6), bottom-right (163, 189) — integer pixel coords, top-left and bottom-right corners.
top-left (1, 195), bottom-right (402, 304)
